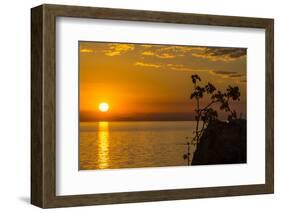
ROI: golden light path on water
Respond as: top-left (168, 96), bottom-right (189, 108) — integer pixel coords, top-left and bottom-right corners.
top-left (97, 121), bottom-right (109, 169)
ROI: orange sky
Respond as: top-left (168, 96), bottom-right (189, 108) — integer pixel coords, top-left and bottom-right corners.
top-left (79, 41), bottom-right (246, 121)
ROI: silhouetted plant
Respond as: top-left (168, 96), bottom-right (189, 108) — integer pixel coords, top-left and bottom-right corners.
top-left (183, 74), bottom-right (241, 165)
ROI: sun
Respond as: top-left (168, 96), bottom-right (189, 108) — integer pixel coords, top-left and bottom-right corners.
top-left (99, 102), bottom-right (109, 112)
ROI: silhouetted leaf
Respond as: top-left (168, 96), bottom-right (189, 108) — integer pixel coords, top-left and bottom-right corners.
top-left (205, 82), bottom-right (216, 94)
top-left (191, 74), bottom-right (201, 84)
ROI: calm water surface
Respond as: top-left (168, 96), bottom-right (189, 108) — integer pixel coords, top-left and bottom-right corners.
top-left (79, 121), bottom-right (197, 170)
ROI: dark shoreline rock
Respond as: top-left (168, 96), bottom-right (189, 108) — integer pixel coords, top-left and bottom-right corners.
top-left (191, 119), bottom-right (247, 165)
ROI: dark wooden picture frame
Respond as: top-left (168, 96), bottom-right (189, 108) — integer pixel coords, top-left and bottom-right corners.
top-left (31, 4), bottom-right (274, 208)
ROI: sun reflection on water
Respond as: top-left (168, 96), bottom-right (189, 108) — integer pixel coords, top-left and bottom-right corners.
top-left (97, 121), bottom-right (109, 169)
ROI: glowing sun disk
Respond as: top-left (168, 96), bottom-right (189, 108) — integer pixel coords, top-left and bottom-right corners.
top-left (99, 102), bottom-right (109, 112)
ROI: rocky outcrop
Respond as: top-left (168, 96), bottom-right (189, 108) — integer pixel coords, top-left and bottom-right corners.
top-left (191, 119), bottom-right (246, 165)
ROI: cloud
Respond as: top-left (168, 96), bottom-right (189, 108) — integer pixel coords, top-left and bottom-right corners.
top-left (80, 48), bottom-right (94, 53)
top-left (157, 53), bottom-right (176, 59)
top-left (104, 44), bottom-right (135, 56)
top-left (135, 62), bottom-right (161, 68)
top-left (134, 60), bottom-right (246, 82)
top-left (142, 51), bottom-right (176, 59)
top-left (167, 64), bottom-right (210, 72)
top-left (135, 61), bottom-right (211, 72)
top-left (158, 46), bottom-right (205, 54)
top-left (140, 44), bottom-right (153, 48)
top-left (104, 51), bottom-right (121, 56)
top-left (211, 70), bottom-right (237, 75)
top-left (141, 51), bottom-right (154, 56)
top-left (193, 48), bottom-right (246, 61)
top-left (228, 74), bottom-right (244, 78)
top-left (141, 46), bottom-right (205, 59)
top-left (140, 45), bottom-right (246, 62)
top-left (210, 70), bottom-right (246, 79)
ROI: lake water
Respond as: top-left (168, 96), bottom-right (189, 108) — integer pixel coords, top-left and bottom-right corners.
top-left (79, 121), bottom-right (197, 170)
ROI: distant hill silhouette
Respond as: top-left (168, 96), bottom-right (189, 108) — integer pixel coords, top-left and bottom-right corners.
top-left (80, 111), bottom-right (195, 122)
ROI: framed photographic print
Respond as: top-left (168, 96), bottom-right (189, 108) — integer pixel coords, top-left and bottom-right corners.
top-left (31, 4), bottom-right (274, 208)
